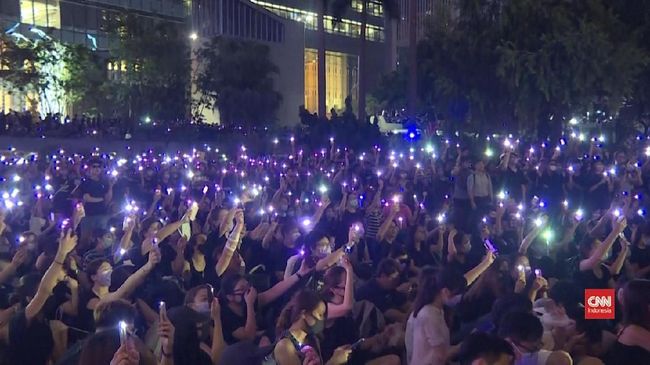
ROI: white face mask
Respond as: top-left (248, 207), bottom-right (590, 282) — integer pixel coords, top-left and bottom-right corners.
top-left (96, 270), bottom-right (112, 287)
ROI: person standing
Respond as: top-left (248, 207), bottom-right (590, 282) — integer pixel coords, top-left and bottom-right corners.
top-left (78, 158), bottom-right (113, 243)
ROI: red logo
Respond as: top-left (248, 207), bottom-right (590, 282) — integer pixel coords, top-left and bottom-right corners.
top-left (585, 289), bottom-right (615, 319)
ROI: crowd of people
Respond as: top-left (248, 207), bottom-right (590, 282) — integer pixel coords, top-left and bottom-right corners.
top-left (0, 126), bottom-right (647, 365)
top-left (0, 111), bottom-right (279, 142)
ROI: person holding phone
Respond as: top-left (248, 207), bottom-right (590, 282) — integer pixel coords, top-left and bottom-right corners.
top-left (272, 289), bottom-right (352, 365)
top-left (218, 261), bottom-right (312, 345)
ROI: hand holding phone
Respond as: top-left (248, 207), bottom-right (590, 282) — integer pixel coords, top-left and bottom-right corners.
top-left (351, 338), bottom-right (366, 351)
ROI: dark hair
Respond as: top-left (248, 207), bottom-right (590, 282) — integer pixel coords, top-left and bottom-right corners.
top-left (621, 279), bottom-right (650, 329)
top-left (549, 280), bottom-right (583, 318)
top-left (321, 266), bottom-right (346, 301)
top-left (374, 258), bottom-right (400, 278)
top-left (458, 332), bottom-right (514, 365)
top-left (86, 258), bottom-right (109, 277)
top-left (579, 234), bottom-right (597, 259)
top-left (412, 267), bottom-right (466, 318)
top-left (109, 264), bottom-right (135, 292)
top-left (94, 299), bottom-right (137, 328)
top-left (276, 289), bottom-right (324, 338)
top-left (78, 330), bottom-right (120, 365)
top-left (490, 294), bottom-right (532, 333)
top-left (281, 220), bottom-right (299, 237)
top-left (218, 273), bottom-right (245, 301)
top-left (497, 311), bottom-right (543, 343)
top-left (184, 284), bottom-right (214, 306)
top-left (304, 230), bottom-right (329, 252)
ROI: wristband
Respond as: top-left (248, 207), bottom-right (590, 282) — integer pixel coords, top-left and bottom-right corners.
top-left (54, 260), bottom-right (65, 266)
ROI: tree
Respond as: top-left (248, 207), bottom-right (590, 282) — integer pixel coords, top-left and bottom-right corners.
top-left (61, 44), bottom-right (106, 114)
top-left (497, 0), bottom-right (646, 135)
top-left (408, 0), bottom-right (647, 134)
top-left (332, 0), bottom-right (399, 123)
top-left (0, 35), bottom-right (72, 115)
top-left (194, 37), bottom-right (282, 126)
top-left (103, 13), bottom-right (190, 120)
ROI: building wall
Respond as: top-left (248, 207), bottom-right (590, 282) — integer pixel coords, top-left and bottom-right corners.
top-left (0, 0), bottom-right (186, 115)
top-left (191, 0), bottom-right (304, 125)
top-left (250, 0), bottom-right (391, 115)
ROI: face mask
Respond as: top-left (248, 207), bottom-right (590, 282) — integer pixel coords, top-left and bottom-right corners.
top-left (307, 315), bottom-right (325, 335)
top-left (26, 242), bottom-right (37, 251)
top-left (348, 199), bottom-right (359, 209)
top-left (193, 301), bottom-right (210, 314)
top-left (102, 237), bottom-right (114, 249)
top-left (96, 270), bottom-right (112, 286)
top-left (549, 166), bottom-right (558, 172)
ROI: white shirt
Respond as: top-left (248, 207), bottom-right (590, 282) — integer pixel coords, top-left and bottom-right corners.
top-left (405, 304), bottom-right (449, 365)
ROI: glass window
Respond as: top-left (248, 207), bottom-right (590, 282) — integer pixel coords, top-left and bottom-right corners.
top-left (20, 0), bottom-right (61, 28)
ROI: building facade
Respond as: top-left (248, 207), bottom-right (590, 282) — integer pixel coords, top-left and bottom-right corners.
top-left (394, 0), bottom-right (456, 67)
top-left (248, 0), bottom-right (391, 115)
top-left (0, 0), bottom-right (186, 114)
top-left (191, 0), bottom-right (304, 125)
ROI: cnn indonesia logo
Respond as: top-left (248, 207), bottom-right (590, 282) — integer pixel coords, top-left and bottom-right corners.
top-left (585, 289), bottom-right (615, 320)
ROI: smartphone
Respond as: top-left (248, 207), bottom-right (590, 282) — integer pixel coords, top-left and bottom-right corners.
top-left (484, 239), bottom-right (498, 255)
top-left (351, 338), bottom-right (366, 351)
top-left (159, 301), bottom-right (166, 320)
top-left (119, 320), bottom-right (128, 346)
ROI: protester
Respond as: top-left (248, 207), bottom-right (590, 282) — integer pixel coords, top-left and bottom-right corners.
top-left (0, 125), bottom-right (645, 365)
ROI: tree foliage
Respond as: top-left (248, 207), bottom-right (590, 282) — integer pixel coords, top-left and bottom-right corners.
top-left (102, 14), bottom-right (189, 120)
top-left (194, 37), bottom-right (281, 126)
top-left (375, 0), bottom-right (649, 133)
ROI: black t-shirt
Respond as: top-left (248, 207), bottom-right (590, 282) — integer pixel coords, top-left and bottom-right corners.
top-left (220, 303), bottom-right (263, 345)
top-left (79, 177), bottom-right (108, 216)
top-left (575, 262), bottom-right (611, 290)
top-left (604, 341), bottom-right (650, 365)
top-left (579, 173), bottom-right (611, 210)
top-left (630, 245), bottom-right (650, 278)
top-left (266, 241), bottom-right (296, 276)
top-left (7, 311), bottom-right (54, 365)
top-left (499, 168), bottom-right (527, 201)
top-left (52, 176), bottom-right (76, 215)
top-left (355, 279), bottom-right (406, 313)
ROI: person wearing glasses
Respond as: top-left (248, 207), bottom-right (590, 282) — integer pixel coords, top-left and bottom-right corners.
top-left (77, 158), bottom-right (114, 242)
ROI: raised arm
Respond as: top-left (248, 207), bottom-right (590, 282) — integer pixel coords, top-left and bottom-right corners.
top-left (0, 248), bottom-right (27, 285)
top-left (26, 230), bottom-right (77, 322)
top-left (327, 257), bottom-right (355, 319)
top-left (59, 276), bottom-right (79, 317)
top-left (518, 219), bottom-right (546, 255)
top-left (156, 213), bottom-right (189, 243)
top-left (215, 212), bottom-right (244, 277)
top-left (464, 251), bottom-right (495, 286)
top-left (262, 221), bottom-right (278, 249)
top-left (376, 204), bottom-right (399, 242)
top-left (100, 248), bottom-right (160, 305)
top-left (258, 262), bottom-right (311, 307)
top-left (580, 218), bottom-right (626, 272)
top-left (210, 298), bottom-right (225, 364)
top-left (447, 229), bottom-right (458, 262)
top-left (232, 288), bottom-right (257, 341)
top-left (607, 236), bottom-right (629, 276)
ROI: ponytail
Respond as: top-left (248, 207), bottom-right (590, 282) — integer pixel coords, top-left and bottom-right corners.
top-left (275, 289), bottom-right (323, 338)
